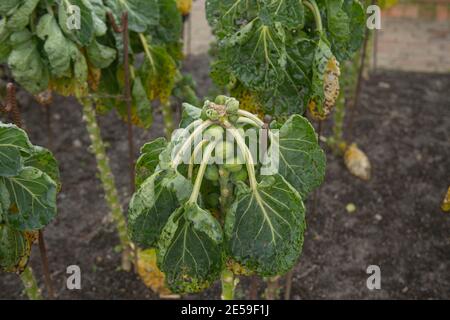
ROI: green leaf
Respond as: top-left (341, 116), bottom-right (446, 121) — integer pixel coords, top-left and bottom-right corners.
top-left (132, 76), bottom-right (153, 128)
top-left (326, 0), bottom-right (350, 41)
top-left (327, 0), bottom-right (365, 61)
top-left (105, 0), bottom-right (159, 33)
top-left (273, 114), bottom-right (326, 198)
top-left (86, 40), bottom-right (117, 69)
top-left (24, 146), bottom-right (61, 191)
top-left (222, 20), bottom-right (287, 91)
top-left (1, 167), bottom-right (57, 231)
top-left (0, 1), bottom-right (22, 16)
top-left (0, 123), bottom-right (33, 177)
top-left (58, 0), bottom-right (94, 46)
top-left (0, 224), bottom-right (34, 273)
top-left (5, 0), bottom-right (39, 30)
top-left (225, 174), bottom-right (305, 276)
top-left (267, 0), bottom-right (305, 29)
top-left (157, 202), bottom-right (223, 293)
top-left (179, 103), bottom-right (201, 128)
top-left (0, 19), bottom-right (12, 63)
top-left (135, 137), bottom-right (167, 188)
top-left (128, 169), bottom-right (192, 248)
top-left (7, 30), bottom-right (49, 94)
top-left (36, 14), bottom-right (73, 78)
top-left (148, 0), bottom-right (182, 47)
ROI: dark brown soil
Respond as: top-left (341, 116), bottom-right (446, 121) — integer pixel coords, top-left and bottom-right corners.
top-left (1, 55), bottom-right (449, 300)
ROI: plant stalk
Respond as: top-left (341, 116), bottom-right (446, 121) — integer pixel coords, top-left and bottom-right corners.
top-left (20, 266), bottom-right (43, 300)
top-left (80, 98), bottom-right (132, 271)
top-left (221, 269), bottom-right (236, 300)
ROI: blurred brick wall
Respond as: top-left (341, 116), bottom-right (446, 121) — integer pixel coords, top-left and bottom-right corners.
top-left (384, 1), bottom-right (450, 21)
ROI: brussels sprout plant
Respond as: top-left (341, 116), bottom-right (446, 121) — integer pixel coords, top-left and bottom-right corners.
top-left (128, 95), bottom-right (326, 298)
top-left (0, 122), bottom-right (60, 299)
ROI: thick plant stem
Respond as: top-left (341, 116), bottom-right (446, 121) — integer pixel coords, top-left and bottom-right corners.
top-left (221, 269), bottom-right (236, 300)
top-left (20, 266), bottom-right (42, 300)
top-left (81, 99), bottom-right (132, 271)
top-left (162, 100), bottom-right (174, 139)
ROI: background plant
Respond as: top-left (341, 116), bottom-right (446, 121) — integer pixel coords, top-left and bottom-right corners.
top-left (206, 0), bottom-right (365, 119)
top-left (0, 0), bottom-right (191, 271)
top-left (0, 121), bottom-right (60, 299)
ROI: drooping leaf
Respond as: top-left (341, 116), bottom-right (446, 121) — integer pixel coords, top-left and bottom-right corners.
top-left (157, 202), bottom-right (223, 293)
top-left (58, 0), bottom-right (95, 46)
top-left (36, 14), bottom-right (73, 78)
top-left (225, 174), bottom-right (305, 276)
top-left (135, 137), bottom-right (167, 188)
top-left (140, 44), bottom-right (177, 104)
top-left (105, 0), bottom-right (159, 33)
top-left (0, 19), bottom-right (12, 63)
top-left (327, 0), bottom-right (365, 61)
top-left (86, 40), bottom-right (116, 69)
top-left (1, 167), bottom-right (57, 231)
top-left (136, 248), bottom-right (174, 296)
top-left (0, 225), bottom-right (37, 273)
top-left (0, 123), bottom-right (33, 177)
top-left (272, 114), bottom-right (326, 198)
top-left (309, 38), bottom-right (340, 116)
top-left (7, 30), bottom-right (49, 94)
top-left (179, 103), bottom-right (201, 128)
top-left (128, 169), bottom-right (192, 248)
top-left (0, 1), bottom-right (22, 16)
top-left (5, 0), bottom-right (39, 31)
top-left (150, 0), bottom-right (182, 47)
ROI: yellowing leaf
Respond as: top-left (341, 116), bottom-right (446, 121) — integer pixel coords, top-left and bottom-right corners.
top-left (442, 187), bottom-right (450, 212)
top-left (344, 143), bottom-right (371, 181)
top-left (136, 248), bottom-right (176, 297)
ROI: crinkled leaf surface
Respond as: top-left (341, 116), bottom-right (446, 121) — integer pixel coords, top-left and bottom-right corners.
top-left (0, 1), bottom-right (21, 16)
top-left (36, 14), bottom-right (73, 78)
top-left (58, 0), bottom-right (94, 46)
top-left (86, 40), bottom-right (116, 69)
top-left (140, 44), bottom-right (177, 104)
top-left (273, 114), bottom-right (326, 198)
top-left (128, 169), bottom-right (192, 248)
top-left (0, 224), bottom-right (33, 273)
top-left (24, 146), bottom-right (61, 191)
top-left (1, 167), bottom-right (57, 231)
top-left (7, 30), bottom-right (49, 94)
top-left (105, 0), bottom-right (159, 33)
top-left (0, 123), bottom-right (33, 177)
top-left (157, 202), bottom-right (223, 293)
top-left (5, 0), bottom-right (39, 31)
top-left (225, 174), bottom-right (305, 276)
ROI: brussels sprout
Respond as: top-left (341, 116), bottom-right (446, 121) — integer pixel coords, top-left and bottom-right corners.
top-left (225, 98), bottom-right (239, 114)
top-left (231, 168), bottom-right (248, 182)
top-left (228, 114), bottom-right (239, 124)
top-left (223, 159), bottom-right (243, 173)
top-left (215, 95), bottom-right (228, 105)
top-left (214, 141), bottom-right (235, 161)
top-left (203, 125), bottom-right (224, 142)
top-left (206, 109), bottom-right (220, 121)
top-left (205, 165), bottom-right (219, 181)
top-left (206, 193), bottom-right (220, 207)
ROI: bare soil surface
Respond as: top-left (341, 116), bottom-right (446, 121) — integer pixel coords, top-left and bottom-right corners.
top-left (0, 55), bottom-right (449, 299)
